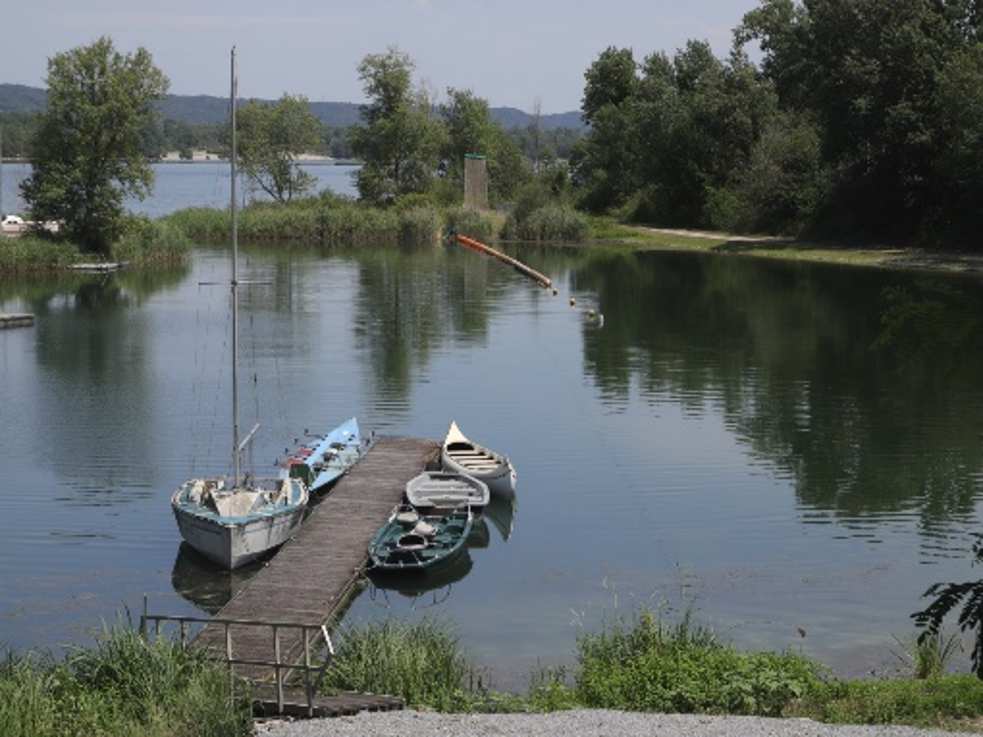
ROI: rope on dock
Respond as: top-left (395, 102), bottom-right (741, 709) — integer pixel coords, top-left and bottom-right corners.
top-left (455, 234), bottom-right (553, 289)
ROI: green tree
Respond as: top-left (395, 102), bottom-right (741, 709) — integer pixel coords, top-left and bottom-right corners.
top-left (436, 87), bottom-right (529, 205)
top-left (236, 94), bottom-right (321, 203)
top-left (737, 0), bottom-right (981, 242)
top-left (571, 46), bottom-right (639, 213)
top-left (440, 88), bottom-right (496, 185)
top-left (352, 47), bottom-right (443, 205)
top-left (21, 37), bottom-right (169, 254)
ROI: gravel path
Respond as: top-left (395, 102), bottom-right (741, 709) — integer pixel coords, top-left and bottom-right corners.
top-left (254, 709), bottom-right (981, 737)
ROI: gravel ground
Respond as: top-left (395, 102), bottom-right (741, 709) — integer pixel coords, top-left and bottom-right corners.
top-left (254, 710), bottom-right (982, 737)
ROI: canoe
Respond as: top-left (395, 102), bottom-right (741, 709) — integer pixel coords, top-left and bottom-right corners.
top-left (280, 417), bottom-right (364, 493)
top-left (440, 421), bottom-right (517, 496)
top-left (368, 504), bottom-right (473, 573)
top-left (405, 470), bottom-right (490, 513)
top-left (171, 476), bottom-right (308, 570)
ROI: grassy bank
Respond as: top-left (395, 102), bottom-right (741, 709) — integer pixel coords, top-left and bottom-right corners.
top-left (589, 217), bottom-right (983, 275)
top-left (1, 622), bottom-right (251, 737)
top-left (6, 609), bottom-right (983, 734)
top-left (322, 609), bottom-right (983, 732)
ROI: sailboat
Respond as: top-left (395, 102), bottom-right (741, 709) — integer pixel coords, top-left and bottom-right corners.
top-left (171, 48), bottom-right (309, 570)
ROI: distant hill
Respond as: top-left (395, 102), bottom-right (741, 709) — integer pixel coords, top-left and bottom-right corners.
top-left (0, 84), bottom-right (584, 130)
top-left (0, 84), bottom-right (47, 113)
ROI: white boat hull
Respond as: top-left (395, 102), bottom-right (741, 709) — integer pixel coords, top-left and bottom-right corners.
top-left (171, 477), bottom-right (308, 570)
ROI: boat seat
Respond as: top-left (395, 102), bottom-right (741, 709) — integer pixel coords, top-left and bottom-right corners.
top-left (413, 521), bottom-right (436, 536)
top-left (396, 509), bottom-right (420, 526)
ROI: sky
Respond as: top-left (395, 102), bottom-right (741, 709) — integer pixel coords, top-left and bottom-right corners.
top-left (2, 1), bottom-right (762, 114)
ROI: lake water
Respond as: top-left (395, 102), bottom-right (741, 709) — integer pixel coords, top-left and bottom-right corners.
top-left (3, 167), bottom-right (983, 690)
top-left (1, 160), bottom-right (359, 219)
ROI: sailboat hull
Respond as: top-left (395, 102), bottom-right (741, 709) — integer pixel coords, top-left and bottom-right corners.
top-left (171, 477), bottom-right (308, 570)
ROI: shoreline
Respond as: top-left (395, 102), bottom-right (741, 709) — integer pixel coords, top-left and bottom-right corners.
top-left (617, 226), bottom-right (983, 277)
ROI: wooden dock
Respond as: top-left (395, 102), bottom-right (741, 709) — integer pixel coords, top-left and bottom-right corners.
top-left (190, 435), bottom-right (440, 713)
top-left (0, 313), bottom-right (34, 329)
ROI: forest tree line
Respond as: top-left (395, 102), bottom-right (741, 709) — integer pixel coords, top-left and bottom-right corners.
top-left (8, 0), bottom-right (983, 250)
top-left (573, 0), bottom-right (983, 248)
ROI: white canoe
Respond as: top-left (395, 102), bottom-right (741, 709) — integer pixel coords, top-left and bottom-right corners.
top-left (405, 470), bottom-right (490, 512)
top-left (440, 421), bottom-right (516, 497)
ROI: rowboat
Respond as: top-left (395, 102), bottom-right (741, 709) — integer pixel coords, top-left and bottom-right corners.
top-left (368, 504), bottom-right (473, 573)
top-left (280, 417), bottom-right (364, 493)
top-left (404, 469), bottom-right (490, 513)
top-left (171, 49), bottom-right (309, 570)
top-left (440, 421), bottom-right (516, 496)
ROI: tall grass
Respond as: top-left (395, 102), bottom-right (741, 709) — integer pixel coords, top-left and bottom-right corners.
top-left (166, 198), bottom-right (451, 246)
top-left (574, 607), bottom-right (833, 717)
top-left (320, 617), bottom-right (477, 712)
top-left (0, 622), bottom-right (252, 737)
top-left (112, 216), bottom-right (191, 266)
top-left (0, 235), bottom-right (80, 272)
top-left (443, 207), bottom-right (496, 242)
top-left (500, 204), bottom-right (588, 243)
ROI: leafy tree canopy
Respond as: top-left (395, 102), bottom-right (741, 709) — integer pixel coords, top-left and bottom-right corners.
top-left (236, 94), bottom-right (322, 203)
top-left (21, 36), bottom-right (169, 254)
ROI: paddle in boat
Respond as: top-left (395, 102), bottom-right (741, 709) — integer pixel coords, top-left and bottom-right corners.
top-left (171, 48), bottom-right (309, 571)
top-left (441, 421), bottom-right (517, 497)
top-left (404, 469), bottom-right (490, 514)
top-left (368, 504), bottom-right (473, 573)
top-left (280, 416), bottom-right (364, 494)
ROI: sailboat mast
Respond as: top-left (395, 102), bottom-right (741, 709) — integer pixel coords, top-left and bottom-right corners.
top-left (230, 47), bottom-right (242, 486)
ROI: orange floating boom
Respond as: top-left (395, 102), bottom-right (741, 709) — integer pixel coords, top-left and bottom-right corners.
top-left (455, 234), bottom-right (552, 289)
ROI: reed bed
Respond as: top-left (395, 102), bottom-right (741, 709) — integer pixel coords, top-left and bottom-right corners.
top-left (500, 204), bottom-right (588, 243)
top-left (165, 197), bottom-right (499, 248)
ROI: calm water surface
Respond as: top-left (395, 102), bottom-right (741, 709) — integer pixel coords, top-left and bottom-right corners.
top-left (3, 171), bottom-right (983, 689)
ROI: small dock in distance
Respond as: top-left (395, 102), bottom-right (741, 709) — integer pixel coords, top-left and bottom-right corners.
top-left (0, 313), bottom-right (34, 329)
top-left (190, 435), bottom-right (440, 715)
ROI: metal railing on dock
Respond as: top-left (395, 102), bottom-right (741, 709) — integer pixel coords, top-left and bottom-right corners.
top-left (140, 613), bottom-right (346, 717)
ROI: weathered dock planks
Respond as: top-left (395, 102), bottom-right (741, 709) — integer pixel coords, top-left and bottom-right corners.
top-left (192, 435), bottom-right (440, 683)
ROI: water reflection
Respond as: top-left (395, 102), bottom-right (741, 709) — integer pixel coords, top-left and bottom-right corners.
top-left (171, 543), bottom-right (261, 615)
top-left (573, 249), bottom-right (983, 543)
